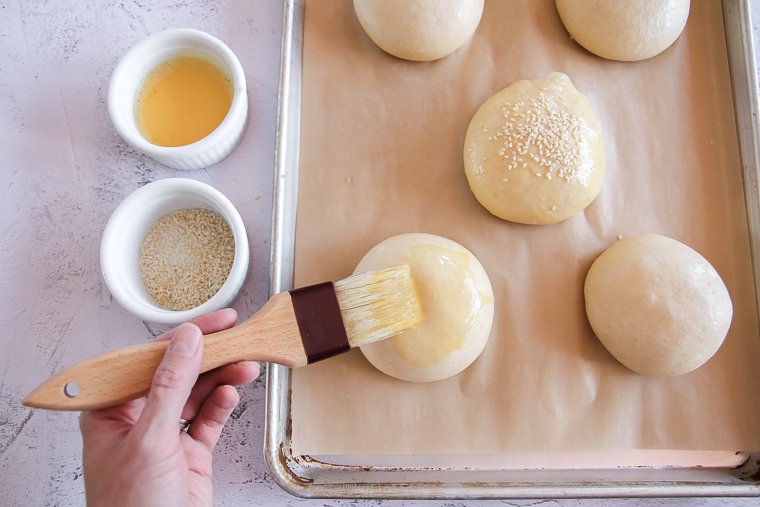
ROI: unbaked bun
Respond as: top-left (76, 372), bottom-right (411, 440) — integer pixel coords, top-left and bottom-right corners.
top-left (353, 0), bottom-right (484, 61)
top-left (355, 233), bottom-right (494, 382)
top-left (555, 0), bottom-right (690, 61)
top-left (464, 72), bottom-right (605, 225)
top-left (584, 233), bottom-right (732, 377)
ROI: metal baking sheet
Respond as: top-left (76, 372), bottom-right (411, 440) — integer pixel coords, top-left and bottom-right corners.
top-left (263, 0), bottom-right (760, 498)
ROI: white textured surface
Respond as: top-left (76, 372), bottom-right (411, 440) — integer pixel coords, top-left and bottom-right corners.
top-left (1, 1), bottom-right (759, 506)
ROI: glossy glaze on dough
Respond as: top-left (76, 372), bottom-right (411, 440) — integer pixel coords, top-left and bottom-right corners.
top-left (355, 233), bottom-right (494, 382)
top-left (464, 72), bottom-right (605, 225)
top-left (555, 0), bottom-right (690, 61)
top-left (584, 233), bottom-right (733, 377)
top-left (353, 0), bottom-right (484, 61)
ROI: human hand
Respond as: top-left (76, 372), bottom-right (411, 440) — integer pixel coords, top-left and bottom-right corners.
top-left (79, 308), bottom-right (260, 507)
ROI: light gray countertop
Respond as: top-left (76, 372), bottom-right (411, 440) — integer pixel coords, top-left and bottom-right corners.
top-left (1, 1), bottom-right (759, 505)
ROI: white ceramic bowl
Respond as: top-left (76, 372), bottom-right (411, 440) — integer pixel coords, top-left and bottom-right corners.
top-left (101, 178), bottom-right (250, 324)
top-left (108, 28), bottom-right (248, 170)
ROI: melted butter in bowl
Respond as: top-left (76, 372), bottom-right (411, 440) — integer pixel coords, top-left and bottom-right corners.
top-left (136, 56), bottom-right (233, 147)
top-left (355, 233), bottom-right (495, 382)
top-left (107, 28), bottom-right (248, 170)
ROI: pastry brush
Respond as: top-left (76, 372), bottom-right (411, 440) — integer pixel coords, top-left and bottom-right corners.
top-left (22, 265), bottom-right (421, 411)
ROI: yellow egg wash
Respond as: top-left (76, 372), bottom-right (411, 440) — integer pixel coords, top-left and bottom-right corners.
top-left (393, 245), bottom-right (484, 368)
top-left (135, 56), bottom-right (232, 147)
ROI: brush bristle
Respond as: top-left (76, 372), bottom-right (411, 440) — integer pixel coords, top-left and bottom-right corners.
top-left (334, 265), bottom-right (422, 347)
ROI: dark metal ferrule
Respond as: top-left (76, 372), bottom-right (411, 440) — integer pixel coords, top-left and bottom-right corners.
top-left (289, 281), bottom-right (350, 363)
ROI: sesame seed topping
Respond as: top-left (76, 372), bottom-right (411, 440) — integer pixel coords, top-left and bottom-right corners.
top-left (487, 85), bottom-right (595, 186)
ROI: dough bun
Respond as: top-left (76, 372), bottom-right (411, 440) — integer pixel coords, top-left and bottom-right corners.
top-left (555, 0), bottom-right (690, 61)
top-left (584, 233), bottom-right (732, 377)
top-left (353, 0), bottom-right (484, 62)
top-left (355, 233), bottom-right (494, 382)
top-left (464, 72), bottom-right (605, 225)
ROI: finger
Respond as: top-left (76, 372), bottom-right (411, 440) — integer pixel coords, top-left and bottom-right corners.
top-left (181, 361), bottom-right (260, 421)
top-left (187, 385), bottom-right (239, 453)
top-left (156, 308), bottom-right (238, 342)
top-left (80, 397), bottom-right (146, 434)
top-left (137, 323), bottom-right (202, 437)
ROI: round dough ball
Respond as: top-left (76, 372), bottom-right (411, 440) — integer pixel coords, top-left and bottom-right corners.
top-left (353, 0), bottom-right (484, 62)
top-left (555, 0), bottom-right (690, 62)
top-left (584, 233), bottom-right (732, 377)
top-left (464, 72), bottom-right (605, 225)
top-left (355, 233), bottom-right (494, 382)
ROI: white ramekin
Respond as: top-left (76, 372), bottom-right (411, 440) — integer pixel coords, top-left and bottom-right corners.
top-left (108, 28), bottom-right (248, 170)
top-left (101, 178), bottom-right (250, 324)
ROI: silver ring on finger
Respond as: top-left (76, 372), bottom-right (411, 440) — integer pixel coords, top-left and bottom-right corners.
top-left (179, 417), bottom-right (193, 432)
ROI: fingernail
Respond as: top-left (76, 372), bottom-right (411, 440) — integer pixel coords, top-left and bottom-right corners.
top-left (168, 323), bottom-right (201, 358)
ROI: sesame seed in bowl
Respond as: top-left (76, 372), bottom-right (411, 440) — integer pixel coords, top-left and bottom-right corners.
top-left (100, 178), bottom-right (249, 324)
top-left (139, 208), bottom-right (235, 311)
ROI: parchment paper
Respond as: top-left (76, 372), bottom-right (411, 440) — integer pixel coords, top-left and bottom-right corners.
top-left (290, 0), bottom-right (760, 455)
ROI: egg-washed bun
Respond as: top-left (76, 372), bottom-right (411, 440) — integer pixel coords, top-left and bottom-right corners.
top-left (353, 0), bottom-right (484, 62)
top-left (355, 233), bottom-right (494, 382)
top-left (464, 72), bottom-right (605, 225)
top-left (584, 233), bottom-right (733, 377)
top-left (555, 0), bottom-right (690, 61)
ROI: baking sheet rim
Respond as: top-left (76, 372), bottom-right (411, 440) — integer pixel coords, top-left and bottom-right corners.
top-left (262, 0), bottom-right (760, 498)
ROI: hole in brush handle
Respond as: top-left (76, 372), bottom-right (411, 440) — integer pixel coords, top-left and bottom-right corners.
top-left (64, 382), bottom-right (80, 398)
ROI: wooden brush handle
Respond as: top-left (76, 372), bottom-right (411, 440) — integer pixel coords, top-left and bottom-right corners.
top-left (22, 292), bottom-right (307, 411)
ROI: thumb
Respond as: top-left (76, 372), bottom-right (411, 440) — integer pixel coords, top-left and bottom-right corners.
top-left (137, 323), bottom-right (202, 437)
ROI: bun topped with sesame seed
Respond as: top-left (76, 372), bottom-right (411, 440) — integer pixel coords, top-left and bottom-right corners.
top-left (463, 72), bottom-right (605, 225)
